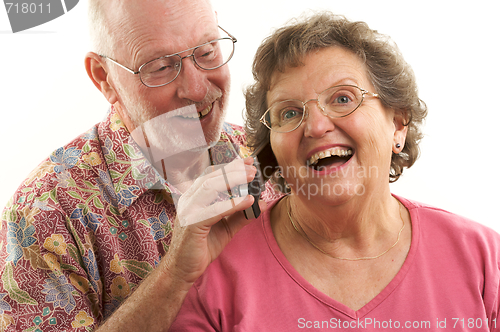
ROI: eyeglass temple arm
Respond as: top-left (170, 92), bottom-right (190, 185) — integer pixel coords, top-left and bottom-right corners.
top-left (99, 55), bottom-right (140, 75)
top-left (363, 89), bottom-right (379, 98)
top-left (218, 25), bottom-right (237, 42)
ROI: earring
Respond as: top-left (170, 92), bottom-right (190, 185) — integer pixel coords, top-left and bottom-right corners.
top-left (396, 143), bottom-right (401, 149)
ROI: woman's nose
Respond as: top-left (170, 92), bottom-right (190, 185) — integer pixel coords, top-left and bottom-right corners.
top-left (302, 101), bottom-right (336, 138)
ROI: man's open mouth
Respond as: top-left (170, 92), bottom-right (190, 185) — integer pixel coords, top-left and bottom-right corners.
top-left (307, 147), bottom-right (354, 170)
top-left (179, 103), bottom-right (213, 120)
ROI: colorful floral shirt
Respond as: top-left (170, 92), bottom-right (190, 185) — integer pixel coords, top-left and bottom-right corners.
top-left (0, 107), bottom-right (255, 331)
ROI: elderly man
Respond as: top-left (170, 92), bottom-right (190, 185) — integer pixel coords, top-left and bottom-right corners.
top-left (0, 0), bottom-right (268, 331)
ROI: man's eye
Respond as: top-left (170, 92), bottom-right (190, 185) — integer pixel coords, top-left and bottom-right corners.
top-left (155, 65), bottom-right (170, 72)
top-left (196, 43), bottom-right (217, 61)
top-left (199, 50), bottom-right (214, 58)
top-left (144, 58), bottom-right (179, 75)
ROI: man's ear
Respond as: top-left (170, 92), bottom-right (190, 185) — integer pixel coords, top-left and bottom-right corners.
top-left (85, 52), bottom-right (118, 105)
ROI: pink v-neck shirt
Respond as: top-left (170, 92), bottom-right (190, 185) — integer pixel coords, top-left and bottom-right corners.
top-left (170, 195), bottom-right (500, 331)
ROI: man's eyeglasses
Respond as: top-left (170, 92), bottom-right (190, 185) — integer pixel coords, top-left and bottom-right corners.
top-left (100, 26), bottom-right (237, 88)
top-left (260, 85), bottom-right (379, 133)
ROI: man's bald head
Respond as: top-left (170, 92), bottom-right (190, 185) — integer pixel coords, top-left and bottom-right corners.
top-left (87, 0), bottom-right (214, 58)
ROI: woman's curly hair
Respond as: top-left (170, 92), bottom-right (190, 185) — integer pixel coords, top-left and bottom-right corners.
top-left (244, 12), bottom-right (427, 192)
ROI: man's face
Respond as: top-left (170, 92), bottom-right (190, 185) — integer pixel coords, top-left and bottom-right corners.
top-left (106, 0), bottom-right (231, 151)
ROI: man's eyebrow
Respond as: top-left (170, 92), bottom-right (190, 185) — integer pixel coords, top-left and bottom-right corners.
top-left (144, 30), bottom-right (220, 62)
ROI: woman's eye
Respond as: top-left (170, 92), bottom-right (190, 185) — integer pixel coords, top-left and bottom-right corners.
top-left (334, 95), bottom-right (351, 104)
top-left (282, 109), bottom-right (300, 120)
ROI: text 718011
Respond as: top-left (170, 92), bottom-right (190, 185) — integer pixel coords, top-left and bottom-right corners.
top-left (5, 3), bottom-right (51, 14)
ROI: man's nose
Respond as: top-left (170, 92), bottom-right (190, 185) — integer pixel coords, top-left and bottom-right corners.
top-left (175, 56), bottom-right (208, 102)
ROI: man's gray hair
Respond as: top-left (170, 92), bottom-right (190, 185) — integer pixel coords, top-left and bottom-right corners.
top-left (88, 0), bottom-right (114, 57)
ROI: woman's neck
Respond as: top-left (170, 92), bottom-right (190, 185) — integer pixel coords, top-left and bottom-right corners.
top-left (275, 190), bottom-right (404, 259)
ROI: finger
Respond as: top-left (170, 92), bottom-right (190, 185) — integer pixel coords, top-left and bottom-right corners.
top-left (224, 157), bottom-right (254, 171)
top-left (175, 158), bottom-right (258, 227)
top-left (190, 164), bottom-right (256, 201)
top-left (199, 157), bottom-right (253, 177)
top-left (243, 156), bottom-right (255, 165)
top-left (177, 194), bottom-right (254, 227)
top-left (180, 163), bottom-right (253, 204)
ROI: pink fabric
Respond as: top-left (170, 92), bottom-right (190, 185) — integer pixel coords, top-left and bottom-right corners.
top-left (171, 195), bottom-right (500, 331)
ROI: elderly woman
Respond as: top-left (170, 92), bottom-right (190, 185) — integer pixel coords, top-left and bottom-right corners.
top-left (170, 12), bottom-right (500, 331)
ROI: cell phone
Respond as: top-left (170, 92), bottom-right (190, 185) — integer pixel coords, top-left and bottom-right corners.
top-left (241, 155), bottom-right (265, 219)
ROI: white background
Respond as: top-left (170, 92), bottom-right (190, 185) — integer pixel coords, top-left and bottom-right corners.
top-left (1, 0), bottom-right (499, 230)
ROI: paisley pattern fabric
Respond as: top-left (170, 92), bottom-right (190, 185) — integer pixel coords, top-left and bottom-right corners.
top-left (0, 107), bottom-right (254, 331)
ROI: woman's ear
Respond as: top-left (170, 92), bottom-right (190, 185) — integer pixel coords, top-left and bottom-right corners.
top-left (393, 110), bottom-right (409, 153)
top-left (85, 52), bottom-right (118, 105)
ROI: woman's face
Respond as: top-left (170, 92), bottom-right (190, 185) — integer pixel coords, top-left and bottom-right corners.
top-left (268, 46), bottom-right (406, 205)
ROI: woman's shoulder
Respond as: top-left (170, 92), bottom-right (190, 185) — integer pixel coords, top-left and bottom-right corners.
top-left (196, 196), bottom-right (284, 278)
top-left (191, 198), bottom-right (285, 306)
top-left (396, 194), bottom-right (500, 254)
top-left (197, 202), bottom-right (278, 277)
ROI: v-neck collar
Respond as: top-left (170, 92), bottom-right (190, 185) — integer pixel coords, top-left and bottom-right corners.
top-left (262, 194), bottom-right (420, 319)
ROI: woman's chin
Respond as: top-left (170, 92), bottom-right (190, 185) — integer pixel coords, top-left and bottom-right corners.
top-left (288, 178), bottom-right (365, 204)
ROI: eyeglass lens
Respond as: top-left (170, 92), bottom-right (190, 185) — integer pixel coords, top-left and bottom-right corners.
top-left (265, 85), bottom-right (365, 132)
top-left (139, 38), bottom-right (235, 87)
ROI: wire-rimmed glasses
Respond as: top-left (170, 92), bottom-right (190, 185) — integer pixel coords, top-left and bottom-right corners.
top-left (260, 85), bottom-right (379, 133)
top-left (100, 26), bottom-right (237, 88)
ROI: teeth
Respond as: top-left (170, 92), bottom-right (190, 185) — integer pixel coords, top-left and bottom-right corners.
top-left (180, 104), bottom-right (212, 119)
top-left (308, 148), bottom-right (353, 166)
top-left (200, 105), bottom-right (211, 117)
top-left (181, 112), bottom-right (200, 119)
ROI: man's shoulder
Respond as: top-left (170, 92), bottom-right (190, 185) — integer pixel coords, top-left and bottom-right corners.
top-left (222, 122), bottom-right (245, 135)
top-left (222, 122), bottom-right (246, 146)
top-left (4, 125), bottom-right (106, 214)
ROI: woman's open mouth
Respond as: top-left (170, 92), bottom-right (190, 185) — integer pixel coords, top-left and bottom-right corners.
top-left (307, 147), bottom-right (353, 171)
